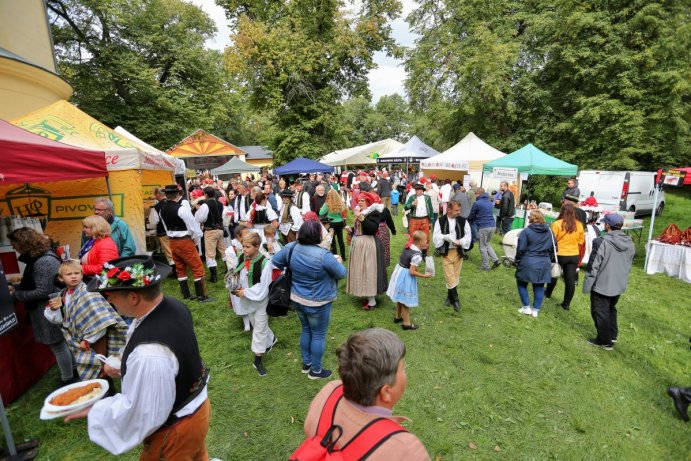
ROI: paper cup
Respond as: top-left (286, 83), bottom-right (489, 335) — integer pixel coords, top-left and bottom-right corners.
top-left (105, 356), bottom-right (121, 370)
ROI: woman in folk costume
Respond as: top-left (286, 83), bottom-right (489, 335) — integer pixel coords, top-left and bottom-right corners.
top-left (375, 199), bottom-right (396, 266)
top-left (45, 259), bottom-right (127, 380)
top-left (232, 232), bottom-right (277, 376)
top-left (247, 191), bottom-right (279, 241)
top-left (346, 191), bottom-right (388, 310)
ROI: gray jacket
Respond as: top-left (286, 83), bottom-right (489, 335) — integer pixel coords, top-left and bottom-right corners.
top-left (583, 230), bottom-right (635, 296)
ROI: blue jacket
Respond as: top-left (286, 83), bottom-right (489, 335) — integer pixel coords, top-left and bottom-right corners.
top-left (515, 224), bottom-right (555, 284)
top-left (468, 193), bottom-right (496, 229)
top-left (272, 242), bottom-right (347, 304)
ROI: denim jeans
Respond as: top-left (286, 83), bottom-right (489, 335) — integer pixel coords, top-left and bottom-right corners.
top-left (517, 280), bottom-right (545, 310)
top-left (292, 301), bottom-right (332, 373)
top-left (500, 217), bottom-right (514, 235)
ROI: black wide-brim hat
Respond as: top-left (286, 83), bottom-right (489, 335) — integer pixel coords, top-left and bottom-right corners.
top-left (162, 184), bottom-right (182, 194)
top-left (86, 255), bottom-right (172, 293)
top-left (280, 190), bottom-right (295, 197)
top-left (414, 183), bottom-right (426, 191)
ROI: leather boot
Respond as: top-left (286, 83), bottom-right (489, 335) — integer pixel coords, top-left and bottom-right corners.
top-left (178, 280), bottom-right (192, 299)
top-left (451, 287), bottom-right (461, 312)
top-left (444, 288), bottom-right (452, 307)
top-left (208, 267), bottom-right (218, 283)
top-left (168, 264), bottom-right (177, 279)
top-left (667, 387), bottom-right (691, 422)
top-left (194, 279), bottom-right (214, 303)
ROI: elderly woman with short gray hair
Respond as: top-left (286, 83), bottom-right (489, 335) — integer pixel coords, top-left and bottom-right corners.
top-left (299, 328), bottom-right (431, 460)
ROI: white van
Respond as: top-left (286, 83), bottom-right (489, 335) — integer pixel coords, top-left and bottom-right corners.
top-left (576, 171), bottom-right (665, 216)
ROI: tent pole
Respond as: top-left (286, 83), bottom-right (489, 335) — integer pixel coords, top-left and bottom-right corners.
top-left (105, 175), bottom-right (113, 202)
top-left (643, 184), bottom-right (660, 273)
top-left (480, 170), bottom-right (485, 188)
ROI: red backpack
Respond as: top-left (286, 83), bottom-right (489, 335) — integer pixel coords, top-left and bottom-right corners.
top-left (290, 385), bottom-right (407, 460)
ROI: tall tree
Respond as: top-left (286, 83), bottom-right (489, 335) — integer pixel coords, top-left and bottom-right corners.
top-left (220, 0), bottom-right (403, 164)
top-left (405, 0), bottom-right (690, 170)
top-left (47, 0), bottom-right (235, 149)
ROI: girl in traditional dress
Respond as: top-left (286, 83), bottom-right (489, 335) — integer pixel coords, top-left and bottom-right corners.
top-left (45, 260), bottom-right (127, 380)
top-left (346, 192), bottom-right (387, 310)
top-left (232, 232), bottom-right (277, 376)
top-left (386, 231), bottom-right (431, 331)
top-left (247, 191), bottom-right (279, 241)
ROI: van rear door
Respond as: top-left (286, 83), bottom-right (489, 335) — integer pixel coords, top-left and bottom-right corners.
top-left (578, 171), bottom-right (625, 211)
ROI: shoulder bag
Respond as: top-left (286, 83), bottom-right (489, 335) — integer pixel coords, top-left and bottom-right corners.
top-left (267, 244), bottom-right (295, 317)
top-left (550, 231), bottom-right (562, 278)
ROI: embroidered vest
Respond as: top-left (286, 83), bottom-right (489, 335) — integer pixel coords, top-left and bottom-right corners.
top-left (436, 215), bottom-right (467, 256)
top-left (398, 247), bottom-right (422, 268)
top-left (160, 200), bottom-right (186, 232)
top-left (235, 254), bottom-right (268, 286)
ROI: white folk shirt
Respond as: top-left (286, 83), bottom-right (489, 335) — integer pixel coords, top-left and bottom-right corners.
top-left (432, 217), bottom-right (472, 251)
top-left (294, 191), bottom-right (311, 215)
top-left (278, 201), bottom-right (304, 235)
top-left (414, 195), bottom-right (428, 217)
top-left (87, 303), bottom-right (208, 455)
top-left (440, 183), bottom-right (452, 203)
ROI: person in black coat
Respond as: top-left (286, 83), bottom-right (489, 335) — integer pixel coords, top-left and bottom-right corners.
top-left (515, 210), bottom-right (555, 318)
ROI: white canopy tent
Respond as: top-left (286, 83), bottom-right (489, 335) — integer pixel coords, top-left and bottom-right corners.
top-left (376, 135), bottom-right (440, 164)
top-left (114, 126), bottom-right (185, 174)
top-left (321, 138), bottom-right (403, 166)
top-left (421, 132), bottom-right (504, 183)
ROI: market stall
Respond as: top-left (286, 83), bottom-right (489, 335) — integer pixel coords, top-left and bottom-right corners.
top-left (0, 120), bottom-right (108, 404)
top-left (273, 157), bottom-right (334, 175)
top-left (377, 135), bottom-right (440, 178)
top-left (421, 132), bottom-right (503, 184)
top-left (9, 100), bottom-right (176, 253)
top-left (210, 156), bottom-right (260, 179)
top-left (482, 144), bottom-right (578, 228)
top-left (321, 138), bottom-right (403, 167)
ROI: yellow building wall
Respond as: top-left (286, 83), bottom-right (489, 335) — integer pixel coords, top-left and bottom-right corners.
top-left (0, 0), bottom-right (73, 119)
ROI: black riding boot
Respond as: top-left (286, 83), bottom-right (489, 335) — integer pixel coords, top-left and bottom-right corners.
top-left (444, 288), bottom-right (453, 307)
top-left (209, 267), bottom-right (218, 283)
top-left (178, 280), bottom-right (192, 299)
top-left (169, 264), bottom-right (177, 279)
top-left (194, 279), bottom-right (214, 303)
top-left (451, 286), bottom-right (461, 312)
top-left (668, 387), bottom-right (691, 422)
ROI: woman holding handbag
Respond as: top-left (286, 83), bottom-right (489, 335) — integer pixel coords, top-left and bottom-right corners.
top-left (545, 202), bottom-right (585, 310)
top-left (515, 211), bottom-right (555, 318)
top-left (272, 220), bottom-right (347, 380)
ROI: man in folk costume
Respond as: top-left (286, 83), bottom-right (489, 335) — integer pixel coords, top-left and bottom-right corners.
top-left (294, 179), bottom-right (311, 215)
top-left (278, 190), bottom-right (303, 243)
top-left (237, 182), bottom-right (253, 224)
top-left (194, 186), bottom-right (227, 284)
top-left (147, 187), bottom-right (175, 275)
top-left (404, 183), bottom-right (434, 255)
top-left (67, 255), bottom-right (211, 459)
top-left (158, 184), bottom-right (213, 302)
top-left (432, 200), bottom-right (472, 312)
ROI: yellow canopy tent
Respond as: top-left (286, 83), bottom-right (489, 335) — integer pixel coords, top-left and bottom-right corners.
top-left (6, 100), bottom-right (175, 253)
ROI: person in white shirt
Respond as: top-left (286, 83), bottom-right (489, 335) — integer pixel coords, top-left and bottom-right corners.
top-left (432, 200), bottom-right (471, 312)
top-left (294, 180), bottom-right (311, 215)
top-left (194, 186), bottom-right (228, 283)
top-left (278, 190), bottom-right (304, 243)
top-left (66, 255), bottom-right (210, 459)
top-left (157, 184), bottom-right (212, 302)
top-left (439, 179), bottom-right (452, 216)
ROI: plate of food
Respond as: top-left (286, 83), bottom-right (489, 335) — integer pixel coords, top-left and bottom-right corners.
top-left (40, 379), bottom-right (109, 419)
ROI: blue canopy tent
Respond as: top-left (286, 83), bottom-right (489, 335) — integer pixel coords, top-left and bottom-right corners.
top-left (273, 157), bottom-right (334, 175)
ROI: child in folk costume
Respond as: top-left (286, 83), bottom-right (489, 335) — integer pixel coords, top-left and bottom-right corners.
top-left (226, 225), bottom-right (251, 332)
top-left (386, 231), bottom-right (432, 331)
top-left (260, 224), bottom-right (282, 259)
top-left (44, 260), bottom-right (127, 380)
top-left (232, 232), bottom-right (277, 376)
top-left (247, 191), bottom-right (279, 241)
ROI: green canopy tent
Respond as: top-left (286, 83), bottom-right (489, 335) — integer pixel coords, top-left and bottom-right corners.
top-left (482, 144), bottom-right (578, 228)
top-left (482, 143), bottom-right (577, 176)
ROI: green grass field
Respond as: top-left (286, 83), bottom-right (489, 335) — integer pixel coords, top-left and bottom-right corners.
top-left (6, 190), bottom-right (691, 460)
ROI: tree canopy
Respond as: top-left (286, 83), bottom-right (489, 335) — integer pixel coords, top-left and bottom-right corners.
top-left (47, 0), bottom-right (235, 149)
top-left (405, 0), bottom-right (690, 170)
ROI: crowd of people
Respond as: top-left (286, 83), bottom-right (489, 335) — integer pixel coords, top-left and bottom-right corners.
top-left (7, 169), bottom-right (663, 459)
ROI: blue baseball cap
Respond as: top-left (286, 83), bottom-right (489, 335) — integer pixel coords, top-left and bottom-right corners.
top-left (603, 214), bottom-right (624, 227)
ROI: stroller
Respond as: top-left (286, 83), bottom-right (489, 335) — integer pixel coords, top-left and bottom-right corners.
top-left (500, 228), bottom-right (523, 267)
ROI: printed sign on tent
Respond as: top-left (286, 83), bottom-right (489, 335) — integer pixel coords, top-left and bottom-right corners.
top-left (493, 167), bottom-right (518, 181)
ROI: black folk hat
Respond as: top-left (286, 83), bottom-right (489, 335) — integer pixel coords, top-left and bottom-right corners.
top-left (86, 255), bottom-right (172, 293)
top-left (162, 184), bottom-right (182, 194)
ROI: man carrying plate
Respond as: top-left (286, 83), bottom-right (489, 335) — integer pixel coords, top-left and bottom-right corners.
top-left (65, 255), bottom-right (210, 460)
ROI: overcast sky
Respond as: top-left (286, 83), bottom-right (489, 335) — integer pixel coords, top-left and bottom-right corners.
top-left (187, 0), bottom-right (418, 103)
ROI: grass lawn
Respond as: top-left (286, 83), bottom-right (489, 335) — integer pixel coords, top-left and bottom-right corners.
top-left (5, 189), bottom-right (690, 460)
